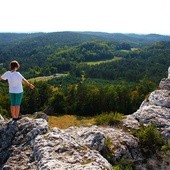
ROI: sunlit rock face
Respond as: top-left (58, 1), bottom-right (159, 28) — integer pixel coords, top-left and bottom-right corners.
top-left (0, 116), bottom-right (140, 170)
top-left (159, 78), bottom-right (170, 90)
top-left (0, 117), bottom-right (48, 170)
top-left (0, 118), bottom-right (113, 170)
top-left (124, 78), bottom-right (170, 139)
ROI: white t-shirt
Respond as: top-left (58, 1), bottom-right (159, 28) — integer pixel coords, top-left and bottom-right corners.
top-left (1, 71), bottom-right (25, 93)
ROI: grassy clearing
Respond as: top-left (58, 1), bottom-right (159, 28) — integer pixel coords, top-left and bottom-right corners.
top-left (120, 50), bottom-right (130, 53)
top-left (48, 115), bottom-right (95, 129)
top-left (48, 112), bottom-right (124, 129)
top-left (29, 75), bottom-right (54, 82)
top-left (29, 74), bottom-right (67, 82)
top-left (83, 57), bottom-right (122, 65)
top-left (131, 48), bottom-right (139, 51)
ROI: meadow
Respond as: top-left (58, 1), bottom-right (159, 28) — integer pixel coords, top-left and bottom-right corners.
top-left (28, 73), bottom-right (67, 82)
top-left (83, 56), bottom-right (122, 65)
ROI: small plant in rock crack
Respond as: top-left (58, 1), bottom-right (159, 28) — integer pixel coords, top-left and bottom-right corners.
top-left (132, 123), bottom-right (164, 155)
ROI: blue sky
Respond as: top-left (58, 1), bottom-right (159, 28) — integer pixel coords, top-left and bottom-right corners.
top-left (0, 0), bottom-right (169, 35)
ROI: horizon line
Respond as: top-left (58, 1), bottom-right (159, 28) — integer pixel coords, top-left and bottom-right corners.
top-left (0, 31), bottom-right (170, 36)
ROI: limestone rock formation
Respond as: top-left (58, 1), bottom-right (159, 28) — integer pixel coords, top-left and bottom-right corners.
top-left (159, 78), bottom-right (170, 90)
top-left (0, 116), bottom-right (141, 170)
top-left (123, 78), bottom-right (170, 139)
top-left (0, 117), bottom-right (114, 170)
top-left (0, 117), bottom-right (48, 170)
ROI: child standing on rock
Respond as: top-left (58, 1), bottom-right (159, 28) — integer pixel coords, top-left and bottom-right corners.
top-left (0, 60), bottom-right (35, 120)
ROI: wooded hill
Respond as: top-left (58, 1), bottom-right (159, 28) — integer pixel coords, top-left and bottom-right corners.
top-left (0, 32), bottom-right (170, 116)
top-left (0, 32), bottom-right (170, 80)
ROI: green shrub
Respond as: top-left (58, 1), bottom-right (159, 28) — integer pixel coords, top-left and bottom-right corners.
top-left (133, 124), bottom-right (164, 153)
top-left (95, 112), bottom-right (124, 126)
top-left (114, 158), bottom-right (133, 170)
top-left (0, 107), bottom-right (9, 118)
top-left (161, 140), bottom-right (170, 155)
top-left (100, 136), bottom-right (114, 165)
top-left (101, 136), bottom-right (134, 169)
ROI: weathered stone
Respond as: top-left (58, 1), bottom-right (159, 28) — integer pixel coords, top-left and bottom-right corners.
top-left (34, 112), bottom-right (48, 122)
top-left (131, 90), bottom-right (170, 139)
top-left (0, 118), bottom-right (113, 169)
top-left (148, 90), bottom-right (170, 108)
top-left (31, 127), bottom-right (112, 170)
top-left (159, 78), bottom-right (170, 90)
top-left (123, 87), bottom-right (170, 139)
top-left (65, 126), bottom-right (142, 162)
top-left (0, 117), bottom-right (48, 170)
top-left (122, 115), bottom-right (140, 130)
top-left (65, 126), bottom-right (106, 151)
top-left (0, 114), bottom-right (4, 121)
top-left (0, 117), bottom-right (142, 169)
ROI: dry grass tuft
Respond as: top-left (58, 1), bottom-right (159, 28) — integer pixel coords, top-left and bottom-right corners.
top-left (48, 115), bottom-right (95, 129)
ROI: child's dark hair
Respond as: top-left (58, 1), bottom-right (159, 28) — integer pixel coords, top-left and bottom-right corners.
top-left (10, 60), bottom-right (20, 70)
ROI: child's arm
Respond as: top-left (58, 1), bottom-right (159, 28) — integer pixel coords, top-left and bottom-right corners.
top-left (22, 79), bottom-right (35, 89)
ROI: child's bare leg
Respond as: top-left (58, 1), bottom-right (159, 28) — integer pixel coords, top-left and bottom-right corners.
top-left (15, 106), bottom-right (20, 118)
top-left (10, 106), bottom-right (16, 118)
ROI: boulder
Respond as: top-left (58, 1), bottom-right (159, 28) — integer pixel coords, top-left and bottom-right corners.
top-left (34, 111), bottom-right (48, 122)
top-left (148, 90), bottom-right (170, 108)
top-left (30, 127), bottom-right (113, 170)
top-left (0, 117), bottom-right (48, 170)
top-left (65, 125), bottom-right (141, 162)
top-left (159, 78), bottom-right (170, 90)
top-left (122, 115), bottom-right (140, 130)
top-left (0, 114), bottom-right (4, 121)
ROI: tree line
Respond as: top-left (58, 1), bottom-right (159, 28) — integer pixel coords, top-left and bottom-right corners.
top-left (0, 76), bottom-right (156, 117)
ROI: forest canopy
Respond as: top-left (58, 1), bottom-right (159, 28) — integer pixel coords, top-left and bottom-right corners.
top-left (0, 32), bottom-right (170, 117)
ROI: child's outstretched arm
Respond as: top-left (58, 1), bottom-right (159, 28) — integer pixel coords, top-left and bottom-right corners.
top-left (23, 79), bottom-right (35, 89)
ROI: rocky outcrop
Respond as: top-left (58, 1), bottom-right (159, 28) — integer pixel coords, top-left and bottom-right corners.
top-left (123, 78), bottom-right (170, 139)
top-left (159, 78), bottom-right (170, 90)
top-left (0, 78), bottom-right (170, 169)
top-left (65, 126), bottom-right (141, 162)
top-left (30, 127), bottom-right (113, 170)
top-left (0, 117), bottom-right (48, 170)
top-left (0, 116), bottom-right (141, 170)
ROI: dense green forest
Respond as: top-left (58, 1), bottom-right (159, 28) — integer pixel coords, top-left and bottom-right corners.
top-left (0, 32), bottom-right (170, 117)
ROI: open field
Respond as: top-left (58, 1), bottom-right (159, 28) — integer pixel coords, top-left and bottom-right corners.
top-left (83, 56), bottom-right (122, 65)
top-left (48, 115), bottom-right (95, 129)
top-left (28, 73), bottom-right (67, 82)
top-left (131, 48), bottom-right (139, 51)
